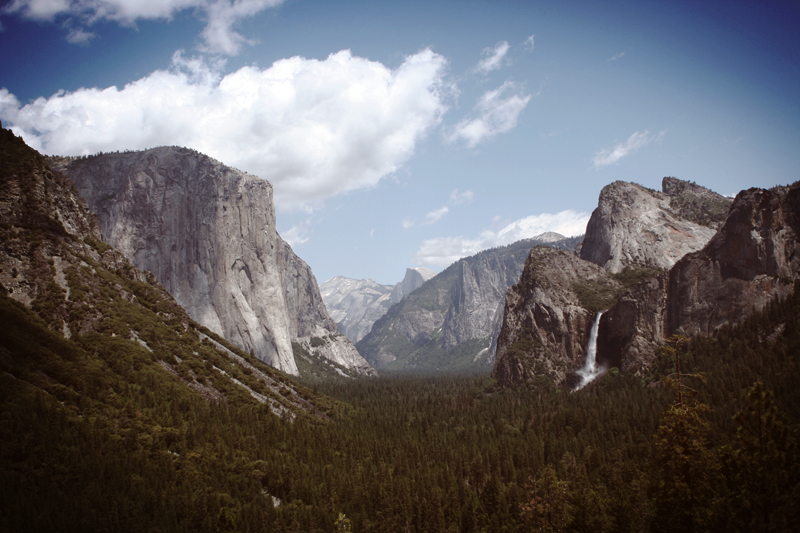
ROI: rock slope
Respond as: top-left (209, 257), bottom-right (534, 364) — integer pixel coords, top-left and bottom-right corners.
top-left (50, 148), bottom-right (372, 376)
top-left (580, 178), bottom-right (731, 273)
top-left (599, 182), bottom-right (800, 377)
top-left (356, 234), bottom-right (582, 373)
top-left (495, 176), bottom-right (800, 388)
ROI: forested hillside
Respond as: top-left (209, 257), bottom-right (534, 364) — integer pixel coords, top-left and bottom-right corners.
top-left (3, 279), bottom-right (798, 531)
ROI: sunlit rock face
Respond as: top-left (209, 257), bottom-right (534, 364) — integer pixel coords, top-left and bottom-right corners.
top-left (494, 177), bottom-right (800, 388)
top-left (52, 147), bottom-right (372, 376)
top-left (356, 235), bottom-right (582, 373)
top-left (598, 182), bottom-right (800, 378)
top-left (580, 178), bottom-right (731, 273)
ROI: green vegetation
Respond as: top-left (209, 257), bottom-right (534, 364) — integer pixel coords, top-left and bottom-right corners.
top-left (612, 264), bottom-right (661, 289)
top-left (3, 281), bottom-right (800, 531)
top-left (571, 278), bottom-right (620, 313)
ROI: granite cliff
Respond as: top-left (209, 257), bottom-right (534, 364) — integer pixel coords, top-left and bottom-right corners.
top-left (356, 234), bottom-right (582, 373)
top-left (494, 177), bottom-right (800, 388)
top-left (50, 147), bottom-right (372, 377)
top-left (580, 178), bottom-right (731, 273)
top-left (0, 125), bottom-right (330, 417)
top-left (598, 182), bottom-right (800, 377)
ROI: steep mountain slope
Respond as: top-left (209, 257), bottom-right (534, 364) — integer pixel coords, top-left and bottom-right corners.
top-left (598, 182), bottom-right (800, 376)
top-left (50, 149), bottom-right (372, 377)
top-left (356, 234), bottom-right (582, 373)
top-left (0, 127), bottom-right (353, 531)
top-left (390, 267), bottom-right (437, 303)
top-left (0, 124), bottom-right (335, 418)
top-left (320, 267), bottom-right (436, 344)
top-left (494, 177), bottom-right (800, 388)
top-left (580, 177), bottom-right (731, 273)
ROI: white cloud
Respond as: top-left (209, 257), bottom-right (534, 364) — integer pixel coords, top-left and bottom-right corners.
top-left (475, 41), bottom-right (510, 74)
top-left (592, 130), bottom-right (665, 167)
top-left (524, 34), bottom-right (535, 51)
top-left (403, 189), bottom-right (473, 229)
top-left (1, 0), bottom-right (285, 55)
top-left (414, 210), bottom-right (590, 268)
top-left (1, 48), bottom-right (448, 211)
top-left (446, 81), bottom-right (531, 147)
top-left (608, 51), bottom-right (626, 62)
top-left (449, 188), bottom-right (474, 205)
top-left (281, 223), bottom-right (309, 247)
top-left (423, 206), bottom-right (449, 225)
top-left (63, 19), bottom-right (96, 44)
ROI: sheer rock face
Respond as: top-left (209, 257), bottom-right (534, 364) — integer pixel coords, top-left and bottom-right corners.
top-left (440, 250), bottom-right (533, 351)
top-left (597, 273), bottom-right (669, 376)
top-left (666, 184), bottom-right (800, 337)
top-left (580, 178), bottom-right (731, 274)
top-left (320, 268), bottom-right (436, 345)
top-left (492, 247), bottom-right (621, 388)
top-left (597, 182), bottom-right (800, 378)
top-left (51, 147), bottom-right (370, 376)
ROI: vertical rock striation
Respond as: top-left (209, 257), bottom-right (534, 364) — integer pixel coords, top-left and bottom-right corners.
top-left (51, 147), bottom-right (371, 376)
top-left (666, 184), bottom-right (800, 337)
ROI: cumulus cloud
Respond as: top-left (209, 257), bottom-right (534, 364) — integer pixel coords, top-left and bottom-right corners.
top-left (475, 41), bottom-right (510, 73)
top-left (0, 49), bottom-right (448, 210)
top-left (1, 0), bottom-right (285, 55)
top-left (446, 81), bottom-right (531, 147)
top-left (592, 130), bottom-right (664, 167)
top-left (414, 210), bottom-right (590, 268)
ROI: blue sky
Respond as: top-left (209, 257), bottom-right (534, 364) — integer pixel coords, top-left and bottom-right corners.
top-left (1, 0), bottom-right (799, 285)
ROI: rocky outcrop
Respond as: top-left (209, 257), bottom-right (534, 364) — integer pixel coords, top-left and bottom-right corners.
top-left (50, 147), bottom-right (372, 376)
top-left (320, 276), bottom-right (394, 343)
top-left (492, 247), bottom-right (622, 387)
top-left (390, 267), bottom-right (436, 303)
top-left (597, 182), bottom-right (800, 378)
top-left (580, 178), bottom-right (731, 273)
top-left (357, 234), bottom-right (582, 373)
top-left (596, 273), bottom-right (669, 375)
top-left (666, 184), bottom-right (800, 337)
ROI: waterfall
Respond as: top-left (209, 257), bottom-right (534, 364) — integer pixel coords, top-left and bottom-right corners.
top-left (575, 312), bottom-right (603, 390)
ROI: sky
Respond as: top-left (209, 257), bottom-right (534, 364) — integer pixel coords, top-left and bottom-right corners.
top-left (1, 0), bottom-right (799, 285)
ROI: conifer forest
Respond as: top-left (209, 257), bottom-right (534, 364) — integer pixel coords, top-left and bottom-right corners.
top-left (2, 279), bottom-right (799, 532)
